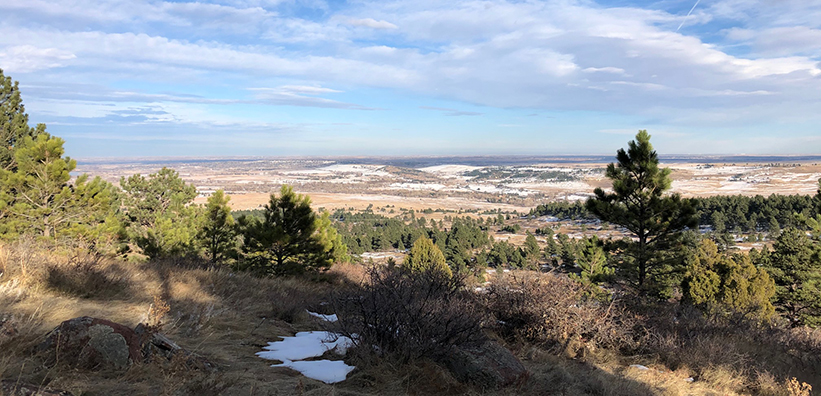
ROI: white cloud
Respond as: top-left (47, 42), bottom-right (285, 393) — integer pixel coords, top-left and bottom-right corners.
top-left (3, 0), bottom-right (821, 148)
top-left (249, 86), bottom-right (376, 110)
top-left (583, 67), bottom-right (626, 75)
top-left (345, 18), bottom-right (398, 29)
top-left (0, 45), bottom-right (75, 73)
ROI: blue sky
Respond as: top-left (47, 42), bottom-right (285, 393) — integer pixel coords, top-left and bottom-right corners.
top-left (1, 0), bottom-right (820, 157)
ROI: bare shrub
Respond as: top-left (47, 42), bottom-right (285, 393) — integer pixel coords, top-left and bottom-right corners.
top-left (332, 266), bottom-right (487, 364)
top-left (483, 271), bottom-right (638, 356)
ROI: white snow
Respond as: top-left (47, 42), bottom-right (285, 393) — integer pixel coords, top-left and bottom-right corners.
top-left (273, 359), bottom-right (356, 384)
top-left (307, 310), bottom-right (338, 322)
top-left (418, 164), bottom-right (483, 174)
top-left (257, 331), bottom-right (355, 384)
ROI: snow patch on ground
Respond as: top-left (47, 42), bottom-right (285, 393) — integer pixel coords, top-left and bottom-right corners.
top-left (274, 360), bottom-right (356, 384)
top-left (307, 311), bottom-right (338, 322)
top-left (418, 164), bottom-right (483, 174)
top-left (388, 182), bottom-right (446, 191)
top-left (257, 331), bottom-right (355, 384)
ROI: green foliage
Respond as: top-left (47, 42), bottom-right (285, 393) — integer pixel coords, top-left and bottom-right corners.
top-left (0, 68), bottom-right (45, 171)
top-left (0, 134), bottom-right (120, 243)
top-left (694, 193), bottom-right (818, 233)
top-left (332, 210), bottom-right (489, 272)
top-left (530, 200), bottom-right (594, 220)
top-left (585, 130), bottom-right (698, 292)
top-left (120, 167), bottom-right (200, 259)
top-left (523, 232), bottom-right (540, 262)
top-left (238, 185), bottom-right (331, 275)
top-left (480, 240), bottom-right (527, 269)
top-left (766, 228), bottom-right (821, 327)
top-left (574, 236), bottom-right (614, 285)
top-left (500, 224), bottom-right (521, 233)
top-left (315, 211), bottom-right (350, 265)
top-left (199, 190), bottom-right (235, 264)
top-left (403, 236), bottom-right (452, 277)
top-left (682, 239), bottom-right (775, 321)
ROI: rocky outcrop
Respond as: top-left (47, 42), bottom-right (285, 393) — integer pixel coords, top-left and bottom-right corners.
top-left (36, 317), bottom-right (216, 372)
top-left (37, 316), bottom-right (141, 370)
top-left (1, 380), bottom-right (74, 396)
top-left (441, 340), bottom-right (528, 390)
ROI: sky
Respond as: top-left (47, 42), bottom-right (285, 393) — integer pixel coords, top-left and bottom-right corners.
top-left (1, 0), bottom-right (820, 158)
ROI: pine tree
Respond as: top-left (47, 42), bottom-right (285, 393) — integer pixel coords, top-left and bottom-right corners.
top-left (524, 232), bottom-right (540, 263)
top-left (315, 211), bottom-right (350, 264)
top-left (120, 167), bottom-right (200, 259)
top-left (0, 69), bottom-right (45, 171)
top-left (1, 133), bottom-right (119, 239)
top-left (585, 130), bottom-right (698, 292)
top-left (200, 190), bottom-right (235, 264)
top-left (766, 228), bottom-right (821, 327)
top-left (239, 185), bottom-right (331, 274)
top-left (404, 236), bottom-right (452, 277)
top-left (575, 236), bottom-right (614, 284)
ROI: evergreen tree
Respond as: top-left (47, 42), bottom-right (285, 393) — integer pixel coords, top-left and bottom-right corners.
top-left (1, 133), bottom-right (119, 240)
top-left (0, 69), bottom-right (45, 171)
top-left (524, 232), bottom-right (540, 263)
top-left (766, 228), bottom-right (821, 327)
top-left (200, 190), bottom-right (235, 264)
top-left (239, 185), bottom-right (331, 274)
top-left (120, 167), bottom-right (200, 259)
top-left (682, 239), bottom-right (775, 321)
top-left (575, 236), bottom-right (614, 284)
top-left (314, 211), bottom-right (350, 264)
top-left (403, 236), bottom-right (452, 277)
top-left (585, 130), bottom-right (698, 291)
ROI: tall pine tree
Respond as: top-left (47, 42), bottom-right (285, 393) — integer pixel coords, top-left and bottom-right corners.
top-left (586, 130), bottom-right (698, 292)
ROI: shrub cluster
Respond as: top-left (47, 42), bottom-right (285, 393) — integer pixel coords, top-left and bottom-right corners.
top-left (332, 266), bottom-right (487, 364)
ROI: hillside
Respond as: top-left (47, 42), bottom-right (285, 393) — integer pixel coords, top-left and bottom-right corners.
top-left (1, 239), bottom-right (818, 395)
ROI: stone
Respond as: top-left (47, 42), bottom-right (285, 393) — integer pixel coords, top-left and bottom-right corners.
top-left (37, 316), bottom-right (142, 370)
top-left (440, 340), bottom-right (528, 390)
top-left (37, 317), bottom-right (217, 372)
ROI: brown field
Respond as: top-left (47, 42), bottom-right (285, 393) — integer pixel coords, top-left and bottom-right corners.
top-left (77, 158), bottom-right (821, 216)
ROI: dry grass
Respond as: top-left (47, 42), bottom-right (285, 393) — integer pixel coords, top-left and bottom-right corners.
top-left (0, 240), bottom-right (816, 395)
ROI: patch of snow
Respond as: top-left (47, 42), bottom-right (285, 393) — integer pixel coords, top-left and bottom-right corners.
top-left (307, 310), bottom-right (338, 322)
top-left (257, 331), bottom-right (355, 383)
top-left (629, 364), bottom-right (650, 371)
top-left (418, 164), bottom-right (483, 174)
top-left (388, 182), bottom-right (446, 191)
top-left (272, 359), bottom-right (355, 384)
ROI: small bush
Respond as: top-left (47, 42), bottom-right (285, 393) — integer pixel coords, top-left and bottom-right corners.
top-left (483, 272), bottom-right (638, 356)
top-left (333, 266), bottom-right (486, 364)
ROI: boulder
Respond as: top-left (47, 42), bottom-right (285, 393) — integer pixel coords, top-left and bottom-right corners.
top-left (441, 340), bottom-right (528, 390)
top-left (37, 317), bottom-right (217, 372)
top-left (0, 380), bottom-right (73, 396)
top-left (37, 316), bottom-right (141, 370)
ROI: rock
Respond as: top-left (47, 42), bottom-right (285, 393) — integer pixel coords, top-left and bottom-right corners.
top-left (1, 379), bottom-right (74, 396)
top-left (37, 316), bottom-right (141, 370)
top-left (37, 317), bottom-right (217, 372)
top-left (440, 340), bottom-right (528, 390)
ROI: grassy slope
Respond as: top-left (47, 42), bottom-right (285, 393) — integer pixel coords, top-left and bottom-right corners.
top-left (0, 241), bottom-right (812, 396)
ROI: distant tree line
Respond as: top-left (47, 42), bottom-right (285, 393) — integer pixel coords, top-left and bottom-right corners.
top-left (325, 209), bottom-right (492, 274)
top-left (531, 192), bottom-right (819, 234)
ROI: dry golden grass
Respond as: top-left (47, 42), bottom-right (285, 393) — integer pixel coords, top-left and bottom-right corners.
top-left (0, 241), bottom-right (816, 396)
